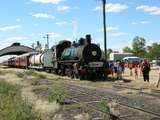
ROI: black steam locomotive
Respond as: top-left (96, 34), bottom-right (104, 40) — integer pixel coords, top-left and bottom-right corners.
top-left (4, 35), bottom-right (108, 80)
top-left (52, 35), bottom-right (107, 79)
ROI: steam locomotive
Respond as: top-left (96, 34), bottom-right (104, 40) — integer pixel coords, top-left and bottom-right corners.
top-left (3, 35), bottom-right (108, 79)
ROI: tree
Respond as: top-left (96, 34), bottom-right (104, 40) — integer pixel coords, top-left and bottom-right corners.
top-left (147, 43), bottom-right (160, 60)
top-left (132, 36), bottom-right (146, 57)
top-left (123, 46), bottom-right (132, 53)
top-left (101, 48), bottom-right (113, 60)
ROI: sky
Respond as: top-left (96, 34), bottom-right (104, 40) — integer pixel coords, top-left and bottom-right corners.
top-left (0, 0), bottom-right (160, 53)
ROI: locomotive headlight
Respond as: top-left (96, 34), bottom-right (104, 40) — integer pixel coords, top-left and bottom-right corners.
top-left (92, 51), bottom-right (97, 56)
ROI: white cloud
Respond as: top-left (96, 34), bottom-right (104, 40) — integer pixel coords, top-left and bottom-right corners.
top-left (131, 21), bottom-right (150, 25)
top-left (140, 21), bottom-right (150, 24)
top-left (97, 26), bottom-right (127, 37)
top-left (40, 32), bottom-right (61, 38)
top-left (131, 22), bottom-right (137, 25)
top-left (136, 5), bottom-right (160, 15)
top-left (5, 36), bottom-right (29, 42)
top-left (16, 18), bottom-right (21, 22)
top-left (110, 32), bottom-right (127, 37)
top-left (110, 42), bottom-right (132, 52)
top-left (31, 0), bottom-right (64, 4)
top-left (57, 6), bottom-right (70, 12)
top-left (93, 3), bottom-right (128, 13)
top-left (55, 21), bottom-right (68, 25)
top-left (48, 32), bottom-right (61, 38)
top-left (97, 26), bottom-right (118, 32)
top-left (0, 25), bottom-right (21, 32)
top-left (107, 26), bottom-right (119, 32)
top-left (32, 13), bottom-right (54, 19)
top-left (4, 36), bottom-right (29, 44)
top-left (93, 6), bottom-right (101, 11)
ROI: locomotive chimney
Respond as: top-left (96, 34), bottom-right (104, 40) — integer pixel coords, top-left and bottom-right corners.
top-left (79, 38), bottom-right (85, 45)
top-left (85, 34), bottom-right (91, 44)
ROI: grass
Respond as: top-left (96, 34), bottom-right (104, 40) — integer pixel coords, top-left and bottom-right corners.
top-left (0, 81), bottom-right (18, 95)
top-left (23, 70), bottom-right (37, 76)
top-left (0, 81), bottom-right (39, 120)
top-left (97, 99), bottom-right (110, 114)
top-left (31, 80), bottom-right (41, 86)
top-left (32, 84), bottom-right (68, 103)
top-left (65, 103), bottom-right (93, 113)
top-left (36, 74), bottom-right (46, 79)
top-left (15, 70), bottom-right (38, 78)
top-left (15, 72), bottom-right (25, 78)
top-left (0, 69), bottom-right (11, 75)
top-left (48, 85), bottom-right (68, 103)
top-left (0, 70), bottom-right (5, 75)
top-left (15, 70), bottom-right (47, 80)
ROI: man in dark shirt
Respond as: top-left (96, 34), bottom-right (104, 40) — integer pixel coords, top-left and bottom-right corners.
top-left (141, 59), bottom-right (150, 82)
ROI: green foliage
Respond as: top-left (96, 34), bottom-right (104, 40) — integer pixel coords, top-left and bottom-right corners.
top-left (23, 70), bottom-right (37, 76)
top-left (48, 85), bottom-right (67, 103)
top-left (146, 43), bottom-right (160, 60)
top-left (98, 99), bottom-right (110, 113)
top-left (16, 70), bottom-right (38, 78)
top-left (132, 36), bottom-right (146, 57)
top-left (0, 81), bottom-right (39, 120)
top-left (102, 48), bottom-right (113, 60)
top-left (123, 46), bottom-right (132, 53)
top-left (0, 81), bottom-right (18, 95)
top-left (16, 72), bottom-right (25, 78)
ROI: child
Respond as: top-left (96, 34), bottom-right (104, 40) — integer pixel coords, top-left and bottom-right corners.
top-left (129, 63), bottom-right (133, 76)
top-left (134, 65), bottom-right (138, 79)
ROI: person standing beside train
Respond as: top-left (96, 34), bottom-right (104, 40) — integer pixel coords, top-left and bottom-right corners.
top-left (141, 59), bottom-right (151, 82)
top-left (116, 61), bottom-right (123, 80)
top-left (134, 65), bottom-right (138, 79)
top-left (128, 62), bottom-right (133, 76)
top-left (109, 61), bottom-right (115, 77)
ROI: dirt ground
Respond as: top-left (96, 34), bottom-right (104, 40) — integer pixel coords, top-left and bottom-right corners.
top-left (120, 67), bottom-right (160, 89)
top-left (0, 67), bottom-right (160, 120)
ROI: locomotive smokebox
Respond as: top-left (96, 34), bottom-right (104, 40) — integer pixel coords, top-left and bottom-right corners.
top-left (85, 34), bottom-right (91, 44)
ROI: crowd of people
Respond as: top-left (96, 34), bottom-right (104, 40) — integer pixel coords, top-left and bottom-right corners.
top-left (108, 59), bottom-right (151, 82)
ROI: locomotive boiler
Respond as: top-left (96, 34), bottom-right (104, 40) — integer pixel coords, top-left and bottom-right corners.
top-left (61, 41), bottom-right (102, 63)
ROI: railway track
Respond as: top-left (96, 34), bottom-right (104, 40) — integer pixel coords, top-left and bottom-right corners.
top-left (65, 88), bottom-right (122, 120)
top-left (65, 84), bottom-right (160, 120)
top-left (113, 84), bottom-right (160, 98)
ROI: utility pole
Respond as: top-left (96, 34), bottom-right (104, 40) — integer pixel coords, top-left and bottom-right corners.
top-left (43, 34), bottom-right (50, 49)
top-left (46, 34), bottom-right (49, 48)
top-left (102, 0), bottom-right (107, 61)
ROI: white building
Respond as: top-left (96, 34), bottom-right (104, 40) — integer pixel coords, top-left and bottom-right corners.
top-left (109, 53), bottom-right (133, 61)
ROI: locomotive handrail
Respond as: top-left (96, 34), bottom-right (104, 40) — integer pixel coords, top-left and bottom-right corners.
top-left (58, 60), bottom-right (79, 63)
